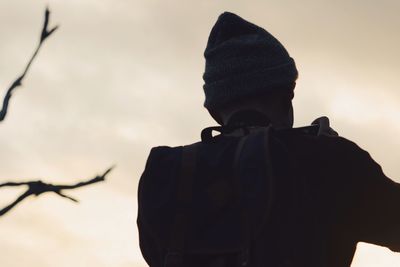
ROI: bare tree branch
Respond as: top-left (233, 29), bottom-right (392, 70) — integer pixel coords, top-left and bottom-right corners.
top-left (0, 7), bottom-right (58, 122)
top-left (0, 191), bottom-right (32, 217)
top-left (0, 166), bottom-right (114, 217)
top-left (0, 7), bottom-right (114, 219)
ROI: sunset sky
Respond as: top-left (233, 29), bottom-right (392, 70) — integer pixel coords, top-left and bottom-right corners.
top-left (1, 0), bottom-right (400, 266)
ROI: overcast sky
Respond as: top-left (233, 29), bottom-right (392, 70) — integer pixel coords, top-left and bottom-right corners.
top-left (1, 0), bottom-right (400, 266)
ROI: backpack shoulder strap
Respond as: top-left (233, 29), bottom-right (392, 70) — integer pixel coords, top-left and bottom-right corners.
top-left (256, 126), bottom-right (276, 235)
top-left (165, 143), bottom-right (198, 267)
top-left (232, 134), bottom-right (251, 266)
top-left (232, 126), bottom-right (277, 264)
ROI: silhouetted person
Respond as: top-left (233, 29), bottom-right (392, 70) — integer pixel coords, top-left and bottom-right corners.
top-left (137, 12), bottom-right (400, 267)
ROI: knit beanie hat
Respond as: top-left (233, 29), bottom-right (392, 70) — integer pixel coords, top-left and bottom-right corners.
top-left (203, 12), bottom-right (298, 111)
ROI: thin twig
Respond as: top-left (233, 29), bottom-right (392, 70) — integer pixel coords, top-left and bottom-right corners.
top-left (0, 166), bottom-right (114, 217)
top-left (0, 7), bottom-right (58, 122)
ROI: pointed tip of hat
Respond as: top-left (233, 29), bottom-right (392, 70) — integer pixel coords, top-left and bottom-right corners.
top-left (206, 11), bottom-right (263, 49)
top-left (218, 11), bottom-right (241, 19)
top-left (216, 11), bottom-right (249, 26)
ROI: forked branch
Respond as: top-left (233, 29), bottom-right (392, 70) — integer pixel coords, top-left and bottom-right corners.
top-left (0, 7), bottom-right (58, 122)
top-left (0, 166), bottom-right (114, 217)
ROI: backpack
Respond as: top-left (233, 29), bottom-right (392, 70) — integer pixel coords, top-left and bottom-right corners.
top-left (137, 124), bottom-right (319, 267)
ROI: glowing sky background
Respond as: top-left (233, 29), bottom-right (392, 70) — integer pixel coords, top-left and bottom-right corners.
top-left (1, 0), bottom-right (400, 266)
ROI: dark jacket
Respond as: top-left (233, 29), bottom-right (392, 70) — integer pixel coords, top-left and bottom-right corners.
top-left (137, 124), bottom-right (400, 267)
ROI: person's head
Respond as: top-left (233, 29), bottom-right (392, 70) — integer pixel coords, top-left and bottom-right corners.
top-left (209, 84), bottom-right (295, 128)
top-left (202, 12), bottom-right (298, 128)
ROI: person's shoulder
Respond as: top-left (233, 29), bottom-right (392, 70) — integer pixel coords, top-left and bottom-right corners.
top-left (274, 127), bottom-right (369, 160)
top-left (313, 134), bottom-right (372, 159)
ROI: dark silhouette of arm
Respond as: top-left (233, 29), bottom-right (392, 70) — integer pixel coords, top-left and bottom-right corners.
top-left (346, 145), bottom-right (400, 252)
